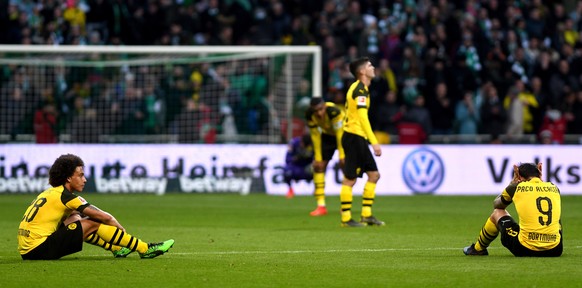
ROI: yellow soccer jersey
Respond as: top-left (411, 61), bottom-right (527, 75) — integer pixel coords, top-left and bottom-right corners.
top-left (305, 102), bottom-right (345, 161)
top-left (18, 186), bottom-right (90, 255)
top-left (343, 80), bottom-right (378, 144)
top-left (501, 178), bottom-right (562, 251)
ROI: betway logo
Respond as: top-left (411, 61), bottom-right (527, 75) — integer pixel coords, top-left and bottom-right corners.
top-left (179, 176), bottom-right (252, 194)
top-left (95, 177), bottom-right (167, 195)
top-left (0, 177), bottom-right (49, 193)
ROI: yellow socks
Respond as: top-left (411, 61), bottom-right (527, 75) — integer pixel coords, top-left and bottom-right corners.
top-left (361, 182), bottom-right (376, 217)
top-left (475, 218), bottom-right (499, 251)
top-left (96, 224), bottom-right (148, 253)
top-left (340, 185), bottom-right (353, 222)
top-left (85, 233), bottom-right (120, 251)
top-left (313, 172), bottom-right (326, 206)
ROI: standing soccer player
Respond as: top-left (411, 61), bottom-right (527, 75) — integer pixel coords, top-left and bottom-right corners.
top-left (464, 162), bottom-right (562, 256)
top-left (18, 154), bottom-right (174, 260)
top-left (340, 57), bottom-right (385, 227)
top-left (304, 97), bottom-right (345, 216)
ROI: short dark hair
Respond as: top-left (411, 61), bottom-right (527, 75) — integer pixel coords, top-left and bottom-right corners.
top-left (310, 97), bottom-right (324, 107)
top-left (518, 163), bottom-right (541, 179)
top-left (349, 57), bottom-right (370, 78)
top-left (49, 154), bottom-right (84, 187)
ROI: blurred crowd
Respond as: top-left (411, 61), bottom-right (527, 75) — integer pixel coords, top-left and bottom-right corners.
top-left (1, 0), bottom-right (582, 144)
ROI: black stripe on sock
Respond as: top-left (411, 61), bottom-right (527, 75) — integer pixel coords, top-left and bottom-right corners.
top-left (115, 231), bottom-right (125, 245)
top-left (111, 228), bottom-right (120, 244)
top-left (87, 233), bottom-right (97, 243)
top-left (130, 237), bottom-right (139, 251)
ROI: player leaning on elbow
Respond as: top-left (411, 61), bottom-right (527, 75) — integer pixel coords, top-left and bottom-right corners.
top-left (17, 154), bottom-right (174, 260)
top-left (464, 162), bottom-right (562, 257)
top-left (339, 57), bottom-right (385, 228)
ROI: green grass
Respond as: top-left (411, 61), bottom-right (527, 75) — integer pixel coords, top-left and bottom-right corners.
top-left (1, 194), bottom-right (582, 287)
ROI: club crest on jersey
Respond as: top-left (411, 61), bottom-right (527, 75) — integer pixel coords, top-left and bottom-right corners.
top-left (78, 196), bottom-right (88, 205)
top-left (67, 223), bottom-right (77, 230)
top-left (357, 96), bottom-right (367, 106)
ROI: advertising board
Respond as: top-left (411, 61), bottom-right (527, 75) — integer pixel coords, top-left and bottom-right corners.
top-left (1, 144), bottom-right (581, 195)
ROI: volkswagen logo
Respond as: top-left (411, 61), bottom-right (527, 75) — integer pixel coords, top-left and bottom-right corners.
top-left (402, 148), bottom-right (445, 194)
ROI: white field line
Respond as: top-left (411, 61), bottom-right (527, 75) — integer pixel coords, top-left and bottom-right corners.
top-left (175, 247), bottom-right (463, 256)
top-left (3, 246), bottom-right (580, 259)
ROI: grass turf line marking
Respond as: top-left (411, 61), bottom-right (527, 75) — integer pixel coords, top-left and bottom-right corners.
top-left (8, 245), bottom-right (582, 258)
top-left (2, 247), bottom-right (580, 259)
top-left (75, 247), bottom-right (486, 257)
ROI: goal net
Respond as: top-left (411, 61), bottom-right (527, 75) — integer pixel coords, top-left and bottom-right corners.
top-left (0, 45), bottom-right (321, 144)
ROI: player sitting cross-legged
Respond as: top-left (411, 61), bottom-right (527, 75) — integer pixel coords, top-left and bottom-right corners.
top-left (18, 154), bottom-right (174, 260)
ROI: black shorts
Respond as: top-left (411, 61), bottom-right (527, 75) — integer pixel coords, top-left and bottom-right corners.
top-left (21, 220), bottom-right (84, 260)
top-left (341, 131), bottom-right (378, 179)
top-left (320, 133), bottom-right (338, 161)
top-left (497, 216), bottom-right (562, 257)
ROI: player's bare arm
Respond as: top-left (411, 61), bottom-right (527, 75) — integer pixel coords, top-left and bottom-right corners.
top-left (493, 194), bottom-right (509, 210)
top-left (82, 204), bottom-right (125, 231)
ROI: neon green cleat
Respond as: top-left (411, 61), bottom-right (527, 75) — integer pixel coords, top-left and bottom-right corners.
top-left (139, 239), bottom-right (175, 259)
top-left (112, 247), bottom-right (133, 258)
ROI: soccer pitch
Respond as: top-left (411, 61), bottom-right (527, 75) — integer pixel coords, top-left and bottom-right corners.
top-left (1, 194), bottom-right (581, 287)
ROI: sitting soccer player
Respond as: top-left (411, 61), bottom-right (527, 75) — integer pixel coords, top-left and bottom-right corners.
top-left (18, 154), bottom-right (174, 260)
top-left (464, 162), bottom-right (562, 257)
top-left (284, 135), bottom-right (314, 198)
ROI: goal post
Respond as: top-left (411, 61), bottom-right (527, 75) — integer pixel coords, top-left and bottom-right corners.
top-left (0, 45), bottom-right (321, 144)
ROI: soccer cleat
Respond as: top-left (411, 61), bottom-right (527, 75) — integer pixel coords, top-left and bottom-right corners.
top-left (286, 187), bottom-right (295, 199)
top-left (360, 216), bottom-right (386, 226)
top-left (112, 247), bottom-right (133, 258)
top-left (139, 239), bottom-right (175, 259)
top-left (341, 219), bottom-right (365, 227)
top-left (309, 206), bottom-right (328, 216)
top-left (463, 243), bottom-right (489, 256)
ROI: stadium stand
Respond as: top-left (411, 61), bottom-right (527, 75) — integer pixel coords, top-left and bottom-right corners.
top-left (1, 0), bottom-right (582, 144)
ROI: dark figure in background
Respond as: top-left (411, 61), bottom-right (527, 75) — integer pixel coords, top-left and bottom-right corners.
top-left (173, 98), bottom-right (211, 143)
top-left (429, 83), bottom-right (455, 135)
top-left (372, 90), bottom-right (402, 144)
top-left (34, 102), bottom-right (58, 143)
top-left (116, 87), bottom-right (146, 135)
top-left (480, 84), bottom-right (507, 142)
top-left (283, 135), bottom-right (314, 198)
top-left (69, 108), bottom-right (103, 143)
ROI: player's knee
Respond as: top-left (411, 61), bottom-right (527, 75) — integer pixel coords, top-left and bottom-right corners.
top-left (313, 166), bottom-right (325, 173)
top-left (342, 177), bottom-right (356, 187)
top-left (368, 171), bottom-right (380, 182)
top-left (79, 219), bottom-right (101, 235)
top-left (490, 209), bottom-right (510, 223)
top-left (63, 213), bottom-right (83, 225)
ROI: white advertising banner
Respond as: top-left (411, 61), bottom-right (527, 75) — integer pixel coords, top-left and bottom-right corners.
top-left (1, 144), bottom-right (581, 195)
